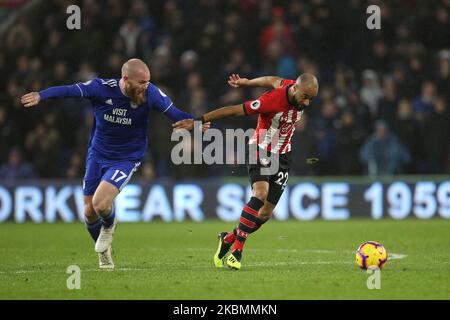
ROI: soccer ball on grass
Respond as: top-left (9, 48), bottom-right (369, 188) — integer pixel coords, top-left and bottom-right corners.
top-left (355, 241), bottom-right (388, 269)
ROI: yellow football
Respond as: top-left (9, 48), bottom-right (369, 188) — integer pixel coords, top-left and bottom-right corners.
top-left (356, 241), bottom-right (388, 269)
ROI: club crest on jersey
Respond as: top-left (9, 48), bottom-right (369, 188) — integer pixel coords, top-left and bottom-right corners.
top-left (250, 100), bottom-right (261, 110)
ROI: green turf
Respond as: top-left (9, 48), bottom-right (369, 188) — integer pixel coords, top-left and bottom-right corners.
top-left (0, 219), bottom-right (449, 300)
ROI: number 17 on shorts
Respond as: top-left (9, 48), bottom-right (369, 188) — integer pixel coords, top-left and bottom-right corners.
top-left (104, 161), bottom-right (141, 191)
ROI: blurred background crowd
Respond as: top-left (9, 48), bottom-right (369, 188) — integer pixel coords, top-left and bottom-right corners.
top-left (0, 0), bottom-right (449, 180)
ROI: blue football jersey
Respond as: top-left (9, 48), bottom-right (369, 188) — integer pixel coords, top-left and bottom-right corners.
top-left (75, 78), bottom-right (176, 161)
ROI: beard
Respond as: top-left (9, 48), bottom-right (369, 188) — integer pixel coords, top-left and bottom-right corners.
top-left (126, 86), bottom-right (146, 105)
top-left (295, 104), bottom-right (306, 112)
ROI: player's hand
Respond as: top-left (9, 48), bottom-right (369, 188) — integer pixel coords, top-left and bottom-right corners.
top-left (21, 92), bottom-right (41, 107)
top-left (228, 74), bottom-right (249, 88)
top-left (173, 119), bottom-right (195, 132)
top-left (201, 122), bottom-right (211, 132)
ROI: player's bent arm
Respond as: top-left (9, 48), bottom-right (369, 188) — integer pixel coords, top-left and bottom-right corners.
top-left (200, 104), bottom-right (245, 122)
top-left (228, 74), bottom-right (283, 89)
top-left (247, 76), bottom-right (283, 89)
top-left (172, 104), bottom-right (244, 131)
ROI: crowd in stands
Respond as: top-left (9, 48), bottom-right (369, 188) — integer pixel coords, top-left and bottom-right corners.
top-left (0, 0), bottom-right (449, 180)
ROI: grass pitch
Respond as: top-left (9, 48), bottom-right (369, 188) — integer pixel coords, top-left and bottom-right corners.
top-left (0, 219), bottom-right (449, 300)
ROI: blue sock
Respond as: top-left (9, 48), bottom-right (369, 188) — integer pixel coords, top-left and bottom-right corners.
top-left (86, 218), bottom-right (102, 242)
top-left (101, 205), bottom-right (116, 228)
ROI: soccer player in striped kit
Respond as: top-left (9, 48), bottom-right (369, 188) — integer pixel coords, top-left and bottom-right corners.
top-left (21, 59), bottom-right (208, 269)
top-left (173, 73), bottom-right (319, 269)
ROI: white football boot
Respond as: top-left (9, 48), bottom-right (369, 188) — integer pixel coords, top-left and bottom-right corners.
top-left (95, 218), bottom-right (117, 253)
top-left (98, 246), bottom-right (114, 270)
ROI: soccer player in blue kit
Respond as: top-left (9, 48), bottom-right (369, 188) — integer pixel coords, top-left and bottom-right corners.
top-left (21, 59), bottom-right (206, 269)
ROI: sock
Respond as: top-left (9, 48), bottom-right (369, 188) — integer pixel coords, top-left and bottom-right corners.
top-left (101, 204), bottom-right (116, 228)
top-left (224, 228), bottom-right (237, 244)
top-left (86, 217), bottom-right (102, 242)
top-left (250, 216), bottom-right (269, 234)
top-left (231, 197), bottom-right (264, 253)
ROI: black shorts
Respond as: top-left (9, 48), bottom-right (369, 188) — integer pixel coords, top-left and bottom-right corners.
top-left (246, 147), bottom-right (291, 206)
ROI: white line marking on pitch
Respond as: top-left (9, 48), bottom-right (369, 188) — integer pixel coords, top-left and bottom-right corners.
top-left (389, 253), bottom-right (408, 260)
top-left (0, 249), bottom-right (408, 275)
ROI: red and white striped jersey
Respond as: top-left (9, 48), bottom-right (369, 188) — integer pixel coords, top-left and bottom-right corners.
top-left (243, 79), bottom-right (303, 154)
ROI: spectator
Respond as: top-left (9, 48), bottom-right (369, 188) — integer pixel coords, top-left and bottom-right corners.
top-left (377, 76), bottom-right (399, 129)
top-left (1, 0), bottom-right (449, 177)
top-left (360, 121), bottom-right (410, 176)
top-left (0, 106), bottom-right (17, 163)
top-left (422, 97), bottom-right (450, 173)
top-left (25, 122), bottom-right (60, 178)
top-left (119, 18), bottom-right (141, 58)
top-left (360, 69), bottom-right (383, 118)
top-left (66, 151), bottom-right (84, 179)
top-left (336, 111), bottom-right (365, 175)
top-left (139, 162), bottom-right (156, 180)
top-left (345, 89), bottom-right (372, 137)
top-left (0, 147), bottom-right (36, 180)
top-left (291, 114), bottom-right (319, 176)
top-left (313, 101), bottom-right (339, 175)
top-left (259, 7), bottom-right (295, 58)
top-left (6, 17), bottom-right (33, 56)
top-left (392, 100), bottom-right (419, 173)
top-left (370, 40), bottom-right (390, 73)
top-left (413, 81), bottom-right (437, 118)
top-left (436, 50), bottom-right (450, 102)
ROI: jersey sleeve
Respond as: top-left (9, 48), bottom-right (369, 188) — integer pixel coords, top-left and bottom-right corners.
top-left (280, 79), bottom-right (295, 86)
top-left (148, 84), bottom-right (194, 121)
top-left (148, 84), bottom-right (174, 113)
top-left (39, 78), bottom-right (101, 100)
top-left (75, 78), bottom-right (102, 99)
top-left (243, 89), bottom-right (285, 116)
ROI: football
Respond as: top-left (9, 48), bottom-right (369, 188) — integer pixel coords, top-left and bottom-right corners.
top-left (356, 241), bottom-right (388, 270)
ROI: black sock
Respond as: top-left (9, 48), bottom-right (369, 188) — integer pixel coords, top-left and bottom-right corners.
top-left (232, 197), bottom-right (264, 253)
top-left (101, 205), bottom-right (116, 228)
top-left (86, 217), bottom-right (102, 242)
top-left (250, 216), bottom-right (269, 234)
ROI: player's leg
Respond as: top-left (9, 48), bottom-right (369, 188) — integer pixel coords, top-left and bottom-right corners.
top-left (92, 180), bottom-right (119, 253)
top-left (222, 199), bottom-right (275, 246)
top-left (222, 180), bottom-right (268, 270)
top-left (84, 195), bottom-right (102, 242)
top-left (94, 160), bottom-right (141, 254)
top-left (91, 181), bottom-right (119, 270)
top-left (83, 156), bottom-right (116, 269)
top-left (214, 181), bottom-right (268, 268)
top-left (224, 162), bottom-right (289, 269)
top-left (250, 168), bottom-right (289, 233)
top-left (251, 200), bottom-right (275, 233)
top-left (83, 155), bottom-right (103, 243)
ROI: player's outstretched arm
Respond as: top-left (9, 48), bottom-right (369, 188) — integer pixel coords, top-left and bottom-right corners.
top-left (162, 104), bottom-right (211, 132)
top-left (173, 104), bottom-right (245, 131)
top-left (21, 83), bottom-right (88, 108)
top-left (228, 74), bottom-right (283, 89)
